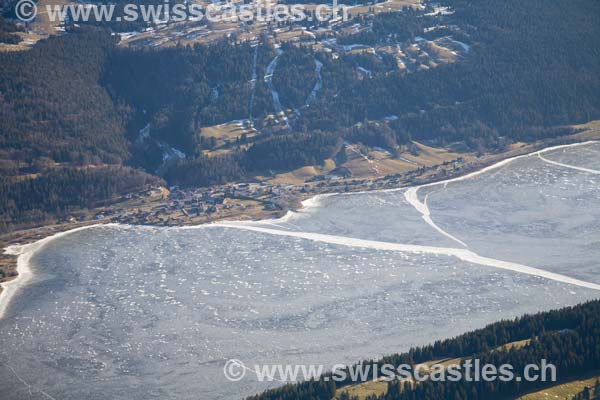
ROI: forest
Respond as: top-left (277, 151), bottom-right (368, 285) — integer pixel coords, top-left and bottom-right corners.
top-left (0, 15), bottom-right (21, 44)
top-left (272, 43), bottom-right (317, 110)
top-left (297, 0), bottom-right (600, 149)
top-left (0, 166), bottom-right (162, 232)
top-left (247, 300), bottom-right (600, 400)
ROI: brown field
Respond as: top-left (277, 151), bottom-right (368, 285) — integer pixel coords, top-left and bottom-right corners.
top-left (570, 120), bottom-right (600, 141)
top-left (264, 159), bottom-right (337, 184)
top-left (517, 374), bottom-right (600, 400)
top-left (200, 121), bottom-right (257, 154)
top-left (335, 378), bottom-right (388, 400)
top-left (400, 142), bottom-right (466, 166)
top-left (1, 0), bottom-right (75, 51)
top-left (342, 147), bottom-right (411, 178)
top-left (261, 140), bottom-right (470, 185)
top-left (426, 42), bottom-right (458, 63)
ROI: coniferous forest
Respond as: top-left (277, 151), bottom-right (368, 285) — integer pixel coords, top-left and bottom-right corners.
top-left (0, 15), bottom-right (21, 44)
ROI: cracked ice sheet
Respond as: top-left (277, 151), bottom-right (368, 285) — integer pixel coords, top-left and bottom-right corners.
top-left (424, 147), bottom-right (600, 283)
top-left (255, 190), bottom-right (461, 248)
top-left (542, 141), bottom-right (600, 171)
top-left (0, 225), bottom-right (596, 399)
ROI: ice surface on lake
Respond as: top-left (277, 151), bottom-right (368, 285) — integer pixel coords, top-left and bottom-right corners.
top-left (252, 190), bottom-right (461, 248)
top-left (0, 143), bottom-right (599, 399)
top-left (542, 142), bottom-right (600, 170)
top-left (425, 152), bottom-right (600, 282)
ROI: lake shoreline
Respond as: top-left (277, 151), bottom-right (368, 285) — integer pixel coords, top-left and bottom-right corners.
top-left (1, 128), bottom-right (599, 318)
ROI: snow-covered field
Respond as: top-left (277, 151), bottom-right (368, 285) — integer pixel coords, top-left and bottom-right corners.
top-left (1, 142), bottom-right (599, 399)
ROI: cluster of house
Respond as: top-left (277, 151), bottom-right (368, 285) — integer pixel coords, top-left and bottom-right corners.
top-left (406, 157), bottom-right (467, 183)
top-left (117, 181), bottom-right (301, 224)
top-left (152, 188), bottom-right (226, 218)
top-left (59, 155), bottom-right (475, 227)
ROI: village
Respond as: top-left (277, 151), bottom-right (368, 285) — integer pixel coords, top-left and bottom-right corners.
top-left (85, 153), bottom-right (472, 227)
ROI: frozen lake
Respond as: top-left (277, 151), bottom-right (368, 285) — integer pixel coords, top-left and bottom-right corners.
top-left (1, 142), bottom-right (599, 399)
